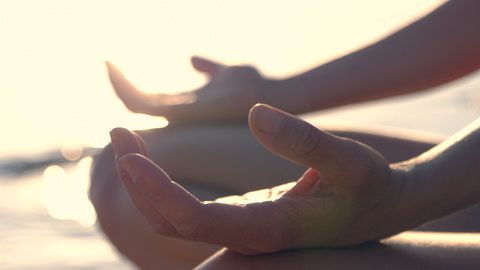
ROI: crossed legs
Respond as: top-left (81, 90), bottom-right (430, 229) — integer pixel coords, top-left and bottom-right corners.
top-left (90, 123), bottom-right (480, 269)
top-left (197, 232), bottom-right (480, 270)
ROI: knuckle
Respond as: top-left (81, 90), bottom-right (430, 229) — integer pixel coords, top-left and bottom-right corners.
top-left (290, 124), bottom-right (322, 158)
top-left (173, 211), bottom-right (206, 238)
top-left (246, 203), bottom-right (295, 253)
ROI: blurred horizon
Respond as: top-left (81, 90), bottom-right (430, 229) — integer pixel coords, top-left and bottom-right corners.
top-left (0, 0), bottom-right (445, 158)
top-left (5, 1), bottom-right (480, 269)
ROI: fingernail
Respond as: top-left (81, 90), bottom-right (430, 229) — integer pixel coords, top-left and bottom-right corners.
top-left (109, 128), bottom-right (123, 156)
top-left (115, 159), bottom-right (133, 183)
top-left (118, 155), bottom-right (139, 183)
top-left (251, 104), bottom-right (283, 134)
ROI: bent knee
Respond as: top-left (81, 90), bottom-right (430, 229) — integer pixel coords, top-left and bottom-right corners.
top-left (89, 143), bottom-right (120, 214)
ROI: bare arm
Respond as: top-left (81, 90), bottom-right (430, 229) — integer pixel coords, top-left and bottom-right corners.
top-left (108, 103), bottom-right (480, 255)
top-left (196, 232), bottom-right (480, 270)
top-left (276, 0), bottom-right (480, 113)
top-left (400, 117), bottom-right (480, 228)
top-left (107, 1), bottom-right (480, 123)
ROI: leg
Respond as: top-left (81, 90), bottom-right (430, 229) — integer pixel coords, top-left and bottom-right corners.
top-left (91, 124), bottom-right (310, 269)
top-left (196, 232), bottom-right (480, 270)
top-left (91, 123), bottom-right (476, 269)
top-left (90, 143), bottom-right (221, 270)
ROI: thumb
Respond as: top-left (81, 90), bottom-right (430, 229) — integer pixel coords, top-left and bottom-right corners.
top-left (248, 104), bottom-right (378, 178)
top-left (191, 56), bottom-right (224, 76)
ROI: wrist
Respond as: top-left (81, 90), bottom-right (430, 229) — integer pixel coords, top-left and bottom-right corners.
top-left (389, 162), bottom-right (426, 229)
top-left (389, 159), bottom-right (445, 232)
top-left (264, 76), bottom-right (315, 115)
top-left (361, 163), bottom-right (416, 241)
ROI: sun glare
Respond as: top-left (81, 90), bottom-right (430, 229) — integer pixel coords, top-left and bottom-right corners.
top-left (60, 142), bottom-right (84, 162)
top-left (3, 0), bottom-right (444, 231)
top-left (0, 0), bottom-right (443, 156)
top-left (42, 158), bottom-right (97, 227)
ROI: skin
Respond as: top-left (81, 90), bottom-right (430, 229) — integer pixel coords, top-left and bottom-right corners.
top-left (196, 232), bottom-right (480, 270)
top-left (106, 0), bottom-right (480, 124)
top-left (106, 59), bottom-right (271, 124)
top-left (109, 106), bottom-right (480, 257)
top-left (91, 124), bottom-right (480, 269)
top-left (110, 105), bottom-right (406, 254)
top-left (91, 0), bottom-right (480, 268)
top-left (91, 123), bottom-right (454, 269)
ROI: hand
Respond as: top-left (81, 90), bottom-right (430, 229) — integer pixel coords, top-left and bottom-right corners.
top-left (109, 104), bottom-right (412, 255)
top-left (106, 57), bottom-right (278, 123)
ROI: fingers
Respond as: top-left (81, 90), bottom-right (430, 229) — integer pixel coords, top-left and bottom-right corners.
top-left (248, 104), bottom-right (373, 180)
top-left (118, 153), bottom-right (205, 234)
top-left (111, 127), bottom-right (294, 252)
top-left (109, 127), bottom-right (148, 157)
top-left (133, 132), bottom-right (149, 157)
top-left (117, 153), bottom-right (260, 248)
top-left (286, 169), bottom-right (323, 196)
top-left (106, 61), bottom-right (152, 114)
top-left (106, 61), bottom-right (208, 121)
top-left (191, 56), bottom-right (225, 76)
top-left (109, 128), bottom-right (180, 236)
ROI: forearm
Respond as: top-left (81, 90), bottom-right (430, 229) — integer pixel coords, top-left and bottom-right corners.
top-left (400, 117), bottom-right (480, 228)
top-left (197, 232), bottom-right (480, 270)
top-left (273, 0), bottom-right (480, 113)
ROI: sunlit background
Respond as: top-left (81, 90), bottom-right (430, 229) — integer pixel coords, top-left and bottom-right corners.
top-left (3, 0), bottom-right (480, 269)
top-left (0, 0), bottom-right (448, 156)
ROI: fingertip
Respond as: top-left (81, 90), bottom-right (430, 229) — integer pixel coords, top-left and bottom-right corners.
top-left (248, 103), bottom-right (265, 131)
top-left (105, 61), bottom-right (120, 75)
top-left (190, 55), bottom-right (200, 63)
top-left (109, 127), bottom-right (131, 143)
top-left (190, 55), bottom-right (206, 71)
top-left (109, 127), bottom-right (142, 157)
top-left (106, 62), bottom-right (133, 92)
top-left (191, 55), bottom-right (208, 64)
top-left (109, 126), bottom-right (128, 136)
top-left (248, 103), bottom-right (284, 135)
top-left (190, 55), bottom-right (223, 75)
top-left (248, 103), bottom-right (273, 118)
top-left (249, 103), bottom-right (268, 113)
top-left (109, 127), bottom-right (127, 152)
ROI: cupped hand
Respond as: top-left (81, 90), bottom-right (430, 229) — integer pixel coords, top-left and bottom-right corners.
top-left (106, 57), bottom-right (277, 124)
top-left (109, 104), bottom-right (411, 255)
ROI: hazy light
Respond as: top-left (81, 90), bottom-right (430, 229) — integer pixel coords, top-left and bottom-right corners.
top-left (42, 157), bottom-right (96, 227)
top-left (60, 142), bottom-right (84, 161)
top-left (0, 0), bottom-right (444, 157)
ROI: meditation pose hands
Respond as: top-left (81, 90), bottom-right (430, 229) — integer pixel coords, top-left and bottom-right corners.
top-left (109, 104), bottom-right (414, 255)
top-left (106, 57), bottom-right (282, 123)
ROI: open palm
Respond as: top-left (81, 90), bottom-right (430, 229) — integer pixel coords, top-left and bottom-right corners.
top-left (107, 57), bottom-right (275, 123)
top-left (110, 104), bottom-right (408, 255)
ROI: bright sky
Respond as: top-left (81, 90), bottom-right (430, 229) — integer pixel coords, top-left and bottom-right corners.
top-left (0, 0), bottom-right (444, 157)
